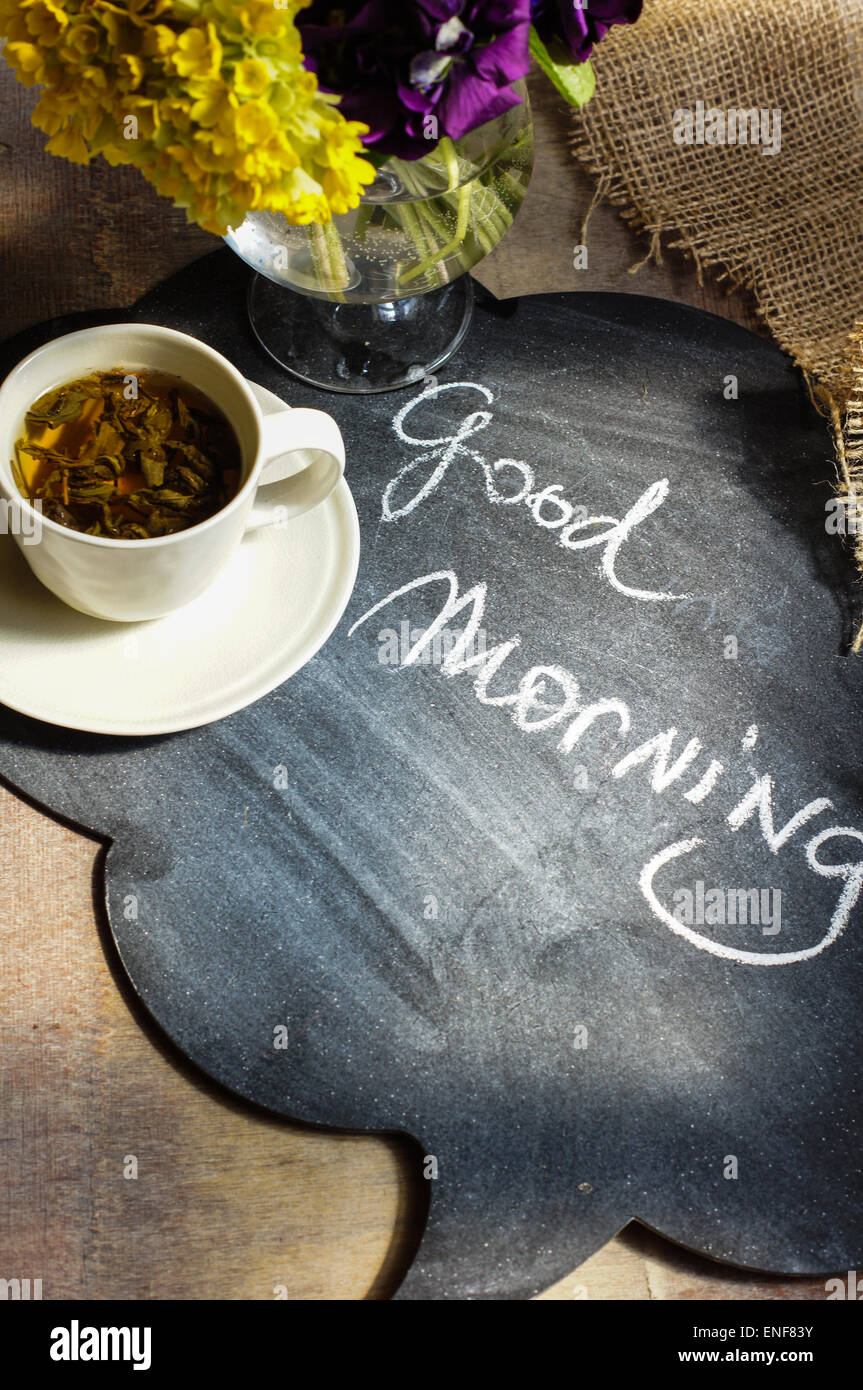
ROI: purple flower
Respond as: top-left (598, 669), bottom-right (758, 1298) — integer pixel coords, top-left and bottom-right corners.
top-left (299, 2), bottom-right (532, 161)
top-left (530, 0), bottom-right (642, 62)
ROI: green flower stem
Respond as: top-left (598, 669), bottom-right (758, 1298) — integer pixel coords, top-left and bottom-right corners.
top-left (469, 213), bottom-right (496, 259)
top-left (398, 177), bottom-right (471, 287)
top-left (497, 166), bottom-right (527, 206)
top-left (440, 135), bottom-right (462, 191)
top-left (396, 201), bottom-right (444, 280)
top-left (307, 218), bottom-right (350, 298)
top-left (388, 137), bottom-right (514, 276)
top-left (302, 132), bottom-right (527, 300)
top-left (472, 197), bottom-right (509, 245)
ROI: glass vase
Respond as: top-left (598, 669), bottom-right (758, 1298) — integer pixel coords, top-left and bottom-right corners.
top-left (224, 86), bottom-right (534, 393)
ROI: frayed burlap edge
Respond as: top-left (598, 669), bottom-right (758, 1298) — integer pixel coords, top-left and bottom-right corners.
top-left (567, 109), bottom-right (825, 364)
top-left (836, 330), bottom-right (863, 651)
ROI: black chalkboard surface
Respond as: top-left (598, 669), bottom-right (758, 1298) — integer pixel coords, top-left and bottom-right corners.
top-left (2, 251), bottom-right (862, 1300)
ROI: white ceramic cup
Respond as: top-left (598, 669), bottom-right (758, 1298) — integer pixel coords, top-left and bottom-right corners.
top-left (0, 323), bottom-right (346, 622)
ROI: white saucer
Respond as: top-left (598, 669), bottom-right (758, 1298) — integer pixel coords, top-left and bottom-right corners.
top-left (0, 383), bottom-right (360, 736)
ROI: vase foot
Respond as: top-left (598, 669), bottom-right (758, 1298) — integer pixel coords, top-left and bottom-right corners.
top-left (247, 274), bottom-right (474, 395)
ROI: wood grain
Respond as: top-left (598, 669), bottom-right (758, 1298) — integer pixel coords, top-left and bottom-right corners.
top-left (0, 63), bottom-right (829, 1301)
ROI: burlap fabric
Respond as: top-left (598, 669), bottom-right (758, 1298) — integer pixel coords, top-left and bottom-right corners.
top-left (570, 0), bottom-right (863, 636)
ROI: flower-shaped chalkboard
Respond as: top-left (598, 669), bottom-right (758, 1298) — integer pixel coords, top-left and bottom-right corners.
top-left (1, 252), bottom-right (861, 1299)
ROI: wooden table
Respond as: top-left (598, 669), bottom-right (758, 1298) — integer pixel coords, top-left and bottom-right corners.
top-left (0, 66), bottom-right (831, 1301)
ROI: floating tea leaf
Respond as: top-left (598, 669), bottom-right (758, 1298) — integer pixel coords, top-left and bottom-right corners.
top-left (25, 386), bottom-right (88, 429)
top-left (140, 450), bottom-right (167, 489)
top-left (12, 370), bottom-right (242, 540)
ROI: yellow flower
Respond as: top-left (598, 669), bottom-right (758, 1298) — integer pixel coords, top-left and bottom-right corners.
top-left (276, 169), bottom-right (330, 224)
top-left (22, 0), bottom-right (68, 44)
top-left (270, 67), bottom-right (317, 121)
top-left (233, 57), bottom-right (269, 98)
top-left (141, 24), bottom-right (176, 60)
top-left (321, 164), bottom-right (368, 216)
top-left (117, 53), bottom-right (145, 90)
top-left (192, 128), bottom-right (238, 173)
top-left (172, 22), bottom-right (222, 80)
top-left (45, 124), bottom-right (91, 163)
top-left (94, 6), bottom-right (134, 54)
top-left (187, 76), bottom-right (234, 127)
top-left (4, 41), bottom-right (46, 84)
top-left (240, 141), bottom-right (297, 183)
top-left (233, 98), bottom-right (279, 145)
top-left (206, 0), bottom-right (288, 40)
top-left (166, 140), bottom-right (207, 185)
top-left (80, 63), bottom-right (108, 91)
top-left (1, 0), bottom-right (376, 232)
top-left (316, 120), bottom-right (375, 213)
top-left (60, 23), bottom-right (101, 60)
top-left (0, 5), bottom-right (30, 44)
top-left (31, 88), bottom-right (75, 135)
top-left (159, 94), bottom-right (194, 133)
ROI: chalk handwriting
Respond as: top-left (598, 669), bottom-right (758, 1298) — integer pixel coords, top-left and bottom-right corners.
top-left (349, 569), bottom-right (863, 966)
top-left (384, 382), bottom-right (684, 603)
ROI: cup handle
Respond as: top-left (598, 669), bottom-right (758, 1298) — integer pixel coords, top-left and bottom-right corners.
top-left (246, 407), bottom-right (345, 530)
